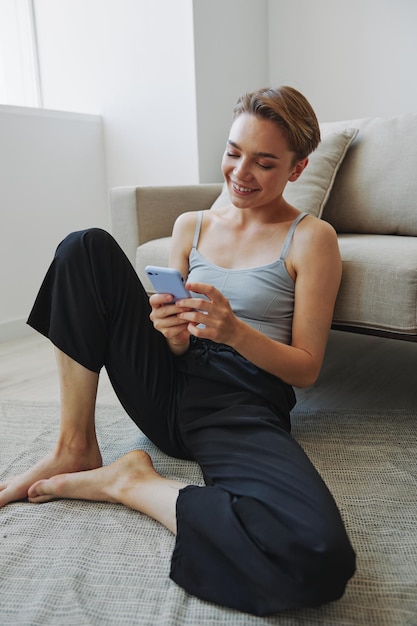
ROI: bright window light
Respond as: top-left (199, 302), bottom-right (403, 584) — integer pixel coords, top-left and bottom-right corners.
top-left (0, 0), bottom-right (42, 107)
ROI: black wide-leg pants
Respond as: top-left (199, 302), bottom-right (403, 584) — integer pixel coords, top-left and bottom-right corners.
top-left (27, 228), bottom-right (355, 616)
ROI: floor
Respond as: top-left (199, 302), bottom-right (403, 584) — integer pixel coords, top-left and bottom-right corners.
top-left (1, 328), bottom-right (416, 409)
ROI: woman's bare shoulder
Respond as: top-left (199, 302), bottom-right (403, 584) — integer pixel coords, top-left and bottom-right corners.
top-left (288, 214), bottom-right (340, 279)
top-left (173, 209), bottom-right (212, 229)
top-left (296, 213), bottom-right (339, 248)
top-left (172, 208), bottom-right (222, 238)
top-left (171, 211), bottom-right (196, 242)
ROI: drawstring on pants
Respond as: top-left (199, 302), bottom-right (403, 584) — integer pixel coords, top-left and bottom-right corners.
top-left (189, 337), bottom-right (238, 366)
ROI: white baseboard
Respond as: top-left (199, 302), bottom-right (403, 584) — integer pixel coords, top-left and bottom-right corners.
top-left (0, 318), bottom-right (36, 343)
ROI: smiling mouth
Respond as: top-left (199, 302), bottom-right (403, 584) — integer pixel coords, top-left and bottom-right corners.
top-left (231, 182), bottom-right (256, 194)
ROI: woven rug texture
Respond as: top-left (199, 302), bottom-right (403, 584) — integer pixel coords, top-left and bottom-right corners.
top-left (0, 401), bottom-right (416, 626)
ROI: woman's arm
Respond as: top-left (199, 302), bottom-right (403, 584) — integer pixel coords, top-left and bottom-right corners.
top-left (168, 211), bottom-right (196, 280)
top-left (177, 218), bottom-right (342, 387)
top-left (149, 212), bottom-right (198, 356)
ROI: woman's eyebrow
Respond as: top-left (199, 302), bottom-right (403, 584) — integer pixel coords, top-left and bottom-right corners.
top-left (227, 139), bottom-right (279, 160)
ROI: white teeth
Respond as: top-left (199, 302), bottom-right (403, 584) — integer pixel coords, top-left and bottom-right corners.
top-left (233, 183), bottom-right (252, 193)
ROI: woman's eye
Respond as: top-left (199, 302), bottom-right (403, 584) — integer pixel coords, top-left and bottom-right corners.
top-left (226, 152), bottom-right (239, 158)
top-left (257, 162), bottom-right (273, 170)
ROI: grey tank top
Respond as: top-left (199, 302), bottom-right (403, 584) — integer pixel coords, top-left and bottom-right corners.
top-left (187, 211), bottom-right (308, 345)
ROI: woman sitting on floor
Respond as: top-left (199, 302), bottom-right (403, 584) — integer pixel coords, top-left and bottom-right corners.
top-left (0, 85), bottom-right (355, 616)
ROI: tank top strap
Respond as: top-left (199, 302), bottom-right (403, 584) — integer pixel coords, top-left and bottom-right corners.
top-left (279, 212), bottom-right (309, 261)
top-left (192, 210), bottom-right (204, 249)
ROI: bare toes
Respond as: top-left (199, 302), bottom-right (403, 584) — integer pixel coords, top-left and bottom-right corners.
top-left (0, 483), bottom-right (27, 507)
top-left (27, 478), bottom-right (59, 503)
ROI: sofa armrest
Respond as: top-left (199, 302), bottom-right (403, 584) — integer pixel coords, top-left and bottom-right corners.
top-left (109, 187), bottom-right (139, 266)
top-left (110, 184), bottom-right (223, 266)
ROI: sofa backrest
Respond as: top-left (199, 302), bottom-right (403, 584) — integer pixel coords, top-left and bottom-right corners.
top-left (321, 112), bottom-right (417, 236)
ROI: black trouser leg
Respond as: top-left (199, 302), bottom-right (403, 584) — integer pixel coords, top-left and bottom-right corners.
top-left (170, 343), bottom-right (356, 616)
top-left (27, 228), bottom-right (186, 457)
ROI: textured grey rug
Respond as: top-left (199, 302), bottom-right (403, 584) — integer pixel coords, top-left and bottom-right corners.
top-left (0, 401), bottom-right (416, 626)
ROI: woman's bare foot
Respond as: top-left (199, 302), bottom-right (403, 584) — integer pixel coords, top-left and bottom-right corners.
top-left (27, 450), bottom-right (154, 504)
top-left (0, 445), bottom-right (103, 508)
top-left (28, 450), bottom-right (190, 534)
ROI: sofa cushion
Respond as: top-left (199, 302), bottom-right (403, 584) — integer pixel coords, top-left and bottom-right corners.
top-left (210, 128), bottom-right (358, 218)
top-left (334, 234), bottom-right (417, 335)
top-left (321, 113), bottom-right (417, 236)
top-left (283, 127), bottom-right (358, 217)
top-left (137, 237), bottom-right (171, 292)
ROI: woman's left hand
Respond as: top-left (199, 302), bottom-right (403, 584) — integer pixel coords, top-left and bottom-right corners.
top-left (176, 282), bottom-right (241, 346)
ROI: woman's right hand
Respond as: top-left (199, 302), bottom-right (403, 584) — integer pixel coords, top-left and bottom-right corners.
top-left (149, 293), bottom-right (191, 355)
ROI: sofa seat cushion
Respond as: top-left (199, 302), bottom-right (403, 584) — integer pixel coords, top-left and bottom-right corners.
top-left (334, 234), bottom-right (417, 335)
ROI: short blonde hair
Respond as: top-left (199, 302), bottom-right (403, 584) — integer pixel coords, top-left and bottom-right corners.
top-left (233, 86), bottom-right (320, 162)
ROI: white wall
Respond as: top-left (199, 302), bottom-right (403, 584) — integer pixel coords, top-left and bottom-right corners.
top-left (0, 105), bottom-right (107, 340)
top-left (192, 0), bottom-right (269, 182)
top-left (33, 0), bottom-right (417, 188)
top-left (268, 0), bottom-right (417, 122)
top-left (34, 0), bottom-right (270, 187)
top-left (34, 0), bottom-right (199, 189)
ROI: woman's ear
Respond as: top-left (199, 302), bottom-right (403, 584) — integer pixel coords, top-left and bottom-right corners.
top-left (288, 157), bottom-right (308, 182)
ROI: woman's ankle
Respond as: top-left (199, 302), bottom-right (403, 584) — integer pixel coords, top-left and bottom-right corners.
top-left (53, 436), bottom-right (102, 469)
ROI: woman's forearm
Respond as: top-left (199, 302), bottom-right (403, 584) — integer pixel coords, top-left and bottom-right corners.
top-left (228, 319), bottom-right (324, 388)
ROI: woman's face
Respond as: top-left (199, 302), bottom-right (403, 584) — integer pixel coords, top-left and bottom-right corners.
top-left (221, 113), bottom-right (305, 211)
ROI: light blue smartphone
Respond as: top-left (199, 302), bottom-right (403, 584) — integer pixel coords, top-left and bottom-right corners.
top-left (145, 266), bottom-right (191, 302)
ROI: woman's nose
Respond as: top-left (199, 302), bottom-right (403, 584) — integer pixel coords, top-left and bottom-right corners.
top-left (234, 158), bottom-right (252, 180)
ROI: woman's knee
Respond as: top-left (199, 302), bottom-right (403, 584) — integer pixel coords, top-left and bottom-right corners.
top-left (292, 530), bottom-right (356, 607)
top-left (262, 539), bottom-right (355, 614)
top-left (243, 525), bottom-right (355, 614)
top-left (232, 494), bottom-right (355, 611)
top-left (56, 228), bottom-right (111, 260)
top-left (173, 487), bottom-right (355, 615)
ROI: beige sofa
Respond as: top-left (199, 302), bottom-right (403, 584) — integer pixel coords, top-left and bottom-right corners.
top-left (110, 112), bottom-right (417, 342)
